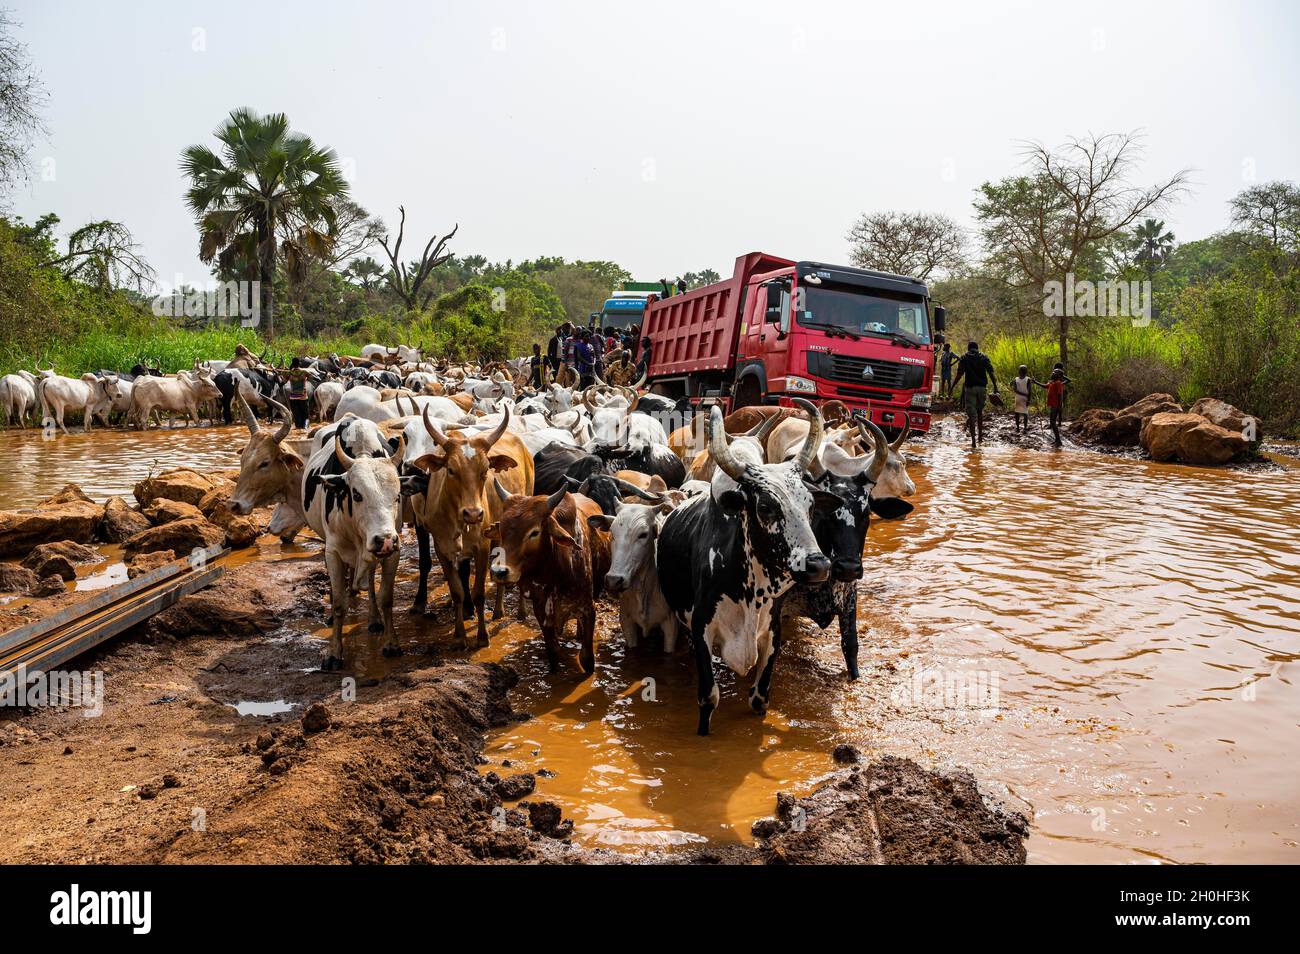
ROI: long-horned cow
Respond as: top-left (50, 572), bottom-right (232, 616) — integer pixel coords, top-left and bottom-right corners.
top-left (656, 399), bottom-right (832, 735)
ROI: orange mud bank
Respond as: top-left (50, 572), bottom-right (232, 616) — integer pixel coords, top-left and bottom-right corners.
top-left (0, 552), bottom-right (1027, 865)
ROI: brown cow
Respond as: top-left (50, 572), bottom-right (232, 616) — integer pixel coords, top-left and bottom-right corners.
top-left (487, 486), bottom-right (611, 675)
top-left (408, 406), bottom-right (534, 648)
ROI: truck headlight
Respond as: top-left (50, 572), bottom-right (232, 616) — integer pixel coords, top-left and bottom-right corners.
top-left (785, 375), bottom-right (817, 394)
top-left (911, 392), bottom-right (932, 408)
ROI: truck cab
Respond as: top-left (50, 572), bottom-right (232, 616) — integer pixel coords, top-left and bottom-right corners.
top-left (737, 261), bottom-right (938, 433)
top-left (641, 252), bottom-right (943, 435)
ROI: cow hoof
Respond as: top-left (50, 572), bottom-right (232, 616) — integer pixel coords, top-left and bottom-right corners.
top-left (461, 605), bottom-right (475, 621)
top-left (579, 653), bottom-right (595, 674)
top-left (845, 665), bottom-right (860, 681)
top-left (475, 634), bottom-right (490, 648)
top-left (451, 638), bottom-right (468, 651)
top-left (381, 644), bottom-right (403, 658)
top-left (749, 691), bottom-right (768, 715)
top-left (368, 621), bottom-right (384, 634)
top-left (320, 655), bottom-right (344, 672)
top-left (409, 602), bottom-right (426, 616)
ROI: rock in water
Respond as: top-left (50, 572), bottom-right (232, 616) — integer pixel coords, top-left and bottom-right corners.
top-left (99, 497), bottom-right (151, 544)
top-left (0, 564), bottom-right (38, 594)
top-left (1140, 411), bottom-right (1247, 465)
top-left (143, 499), bottom-right (205, 525)
top-left (126, 550), bottom-right (175, 579)
top-left (133, 469), bottom-right (219, 509)
top-left (122, 518), bottom-right (225, 559)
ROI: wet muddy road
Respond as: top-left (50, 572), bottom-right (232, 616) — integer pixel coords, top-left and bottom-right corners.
top-left (3, 420), bottom-right (1298, 863)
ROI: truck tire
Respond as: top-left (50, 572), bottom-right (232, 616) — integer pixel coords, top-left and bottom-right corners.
top-left (733, 377), bottom-right (761, 410)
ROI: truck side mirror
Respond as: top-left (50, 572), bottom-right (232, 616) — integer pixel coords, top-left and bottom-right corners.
top-left (933, 305), bottom-right (946, 332)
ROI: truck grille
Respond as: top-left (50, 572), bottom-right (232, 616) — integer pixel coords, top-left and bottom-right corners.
top-left (806, 352), bottom-right (923, 390)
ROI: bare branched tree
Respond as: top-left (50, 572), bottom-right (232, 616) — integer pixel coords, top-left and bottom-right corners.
top-left (0, 10), bottom-right (48, 197)
top-left (974, 131), bottom-right (1191, 366)
top-left (44, 219), bottom-right (156, 292)
top-left (1229, 180), bottom-right (1300, 255)
top-left (323, 197), bottom-right (385, 267)
top-left (846, 211), bottom-right (967, 280)
top-left (378, 206), bottom-right (458, 310)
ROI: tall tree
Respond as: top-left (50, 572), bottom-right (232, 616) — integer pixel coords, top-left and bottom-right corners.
top-left (1229, 180), bottom-right (1300, 257)
top-left (181, 108), bottom-right (350, 337)
top-left (845, 211), bottom-right (966, 280)
top-left (1131, 218), bottom-right (1175, 282)
top-left (974, 132), bottom-right (1190, 367)
top-left (0, 11), bottom-right (46, 198)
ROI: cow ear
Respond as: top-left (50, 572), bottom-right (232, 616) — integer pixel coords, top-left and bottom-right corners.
top-left (811, 489), bottom-right (845, 510)
top-left (413, 452), bottom-right (446, 472)
top-left (319, 474), bottom-right (348, 491)
top-left (282, 446), bottom-right (304, 470)
top-left (489, 454), bottom-right (517, 472)
top-left (548, 516), bottom-right (578, 548)
top-left (587, 514), bottom-right (615, 532)
top-left (869, 497), bottom-right (914, 520)
top-left (718, 489), bottom-right (746, 515)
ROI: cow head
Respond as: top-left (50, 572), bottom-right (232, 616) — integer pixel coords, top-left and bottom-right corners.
top-left (486, 485), bottom-right (577, 584)
top-left (588, 496), bottom-right (672, 594)
top-left (230, 396), bottom-right (299, 515)
top-left (317, 431), bottom-right (404, 558)
top-left (411, 405), bottom-right (516, 527)
top-left (544, 384), bottom-right (575, 415)
top-left (706, 400), bottom-right (830, 585)
top-left (188, 366), bottom-right (222, 403)
top-left (818, 419), bottom-right (916, 500)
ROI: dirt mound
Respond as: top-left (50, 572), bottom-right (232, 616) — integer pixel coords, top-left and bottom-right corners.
top-left (751, 756), bottom-right (1028, 864)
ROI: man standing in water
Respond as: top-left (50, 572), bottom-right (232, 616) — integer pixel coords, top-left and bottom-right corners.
top-left (950, 341), bottom-right (999, 449)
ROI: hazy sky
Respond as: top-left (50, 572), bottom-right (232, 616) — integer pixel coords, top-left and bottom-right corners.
top-left (9, 0), bottom-right (1300, 291)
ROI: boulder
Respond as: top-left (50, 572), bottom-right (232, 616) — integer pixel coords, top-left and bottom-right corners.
top-left (1097, 413), bottom-right (1143, 446)
top-left (99, 496), bottom-right (151, 543)
top-left (198, 487), bottom-right (238, 529)
top-left (1140, 411), bottom-right (1247, 465)
top-left (30, 574), bottom-right (67, 597)
top-left (1068, 408), bottom-right (1116, 442)
top-left (126, 550), bottom-right (176, 579)
top-left (0, 497), bottom-right (103, 559)
top-left (0, 564), bottom-right (38, 594)
top-left (144, 498), bottom-right (205, 525)
top-left (224, 517), bottom-right (260, 550)
top-left (21, 540), bottom-right (99, 568)
top-left (22, 553), bottom-right (75, 582)
top-left (40, 484), bottom-right (94, 506)
top-left (122, 518), bottom-right (226, 559)
top-left (133, 469), bottom-right (218, 509)
top-left (1122, 392), bottom-right (1183, 420)
top-left (1189, 397), bottom-right (1253, 437)
top-left (1180, 419), bottom-right (1249, 466)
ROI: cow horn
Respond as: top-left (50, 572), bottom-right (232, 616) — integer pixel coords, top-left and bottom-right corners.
top-left (266, 398), bottom-right (292, 442)
top-left (615, 478), bottom-right (663, 503)
top-left (632, 366), bottom-right (647, 389)
top-left (492, 477), bottom-right (511, 503)
top-left (707, 405), bottom-right (747, 482)
top-left (890, 421), bottom-right (910, 451)
top-left (238, 394), bottom-right (260, 436)
top-left (546, 486), bottom-right (567, 513)
top-left (582, 389), bottom-right (599, 412)
top-left (742, 408), bottom-right (787, 451)
top-left (390, 433), bottom-right (407, 468)
top-left (421, 405), bottom-right (452, 449)
top-left (856, 419), bottom-right (890, 483)
top-left (333, 431), bottom-right (355, 470)
top-left (792, 398), bottom-right (822, 473)
top-left (481, 405), bottom-right (509, 449)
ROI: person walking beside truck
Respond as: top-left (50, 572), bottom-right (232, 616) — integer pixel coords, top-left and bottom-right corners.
top-left (940, 342), bottom-right (956, 398)
top-left (574, 329), bottom-right (597, 389)
top-left (529, 343), bottom-right (545, 389)
top-left (951, 341), bottom-right (999, 449)
top-left (285, 357), bottom-right (311, 430)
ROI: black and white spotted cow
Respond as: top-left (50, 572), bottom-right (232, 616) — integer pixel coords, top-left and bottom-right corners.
top-left (656, 399), bottom-right (832, 736)
top-left (777, 419), bottom-right (914, 680)
top-left (302, 417), bottom-right (417, 671)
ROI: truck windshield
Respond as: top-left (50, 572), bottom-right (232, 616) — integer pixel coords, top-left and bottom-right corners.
top-left (796, 284), bottom-right (931, 345)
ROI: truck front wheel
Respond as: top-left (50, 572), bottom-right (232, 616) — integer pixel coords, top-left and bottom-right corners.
top-left (733, 377), bottom-right (761, 410)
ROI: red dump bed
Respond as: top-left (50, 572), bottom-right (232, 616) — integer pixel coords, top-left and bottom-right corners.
top-left (643, 252), bottom-right (793, 377)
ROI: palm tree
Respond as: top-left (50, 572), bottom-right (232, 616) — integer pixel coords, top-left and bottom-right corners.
top-left (1132, 217), bottom-right (1175, 282)
top-left (181, 108), bottom-right (350, 338)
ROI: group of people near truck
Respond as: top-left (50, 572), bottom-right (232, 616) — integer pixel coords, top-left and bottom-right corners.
top-left (935, 339), bottom-right (1069, 450)
top-left (539, 322), bottom-right (648, 390)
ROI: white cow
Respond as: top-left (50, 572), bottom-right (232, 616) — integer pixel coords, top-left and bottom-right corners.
top-left (37, 373), bottom-right (120, 434)
top-left (0, 371), bottom-right (37, 426)
top-left (129, 369), bottom-right (222, 430)
top-left (302, 420), bottom-right (411, 669)
top-left (314, 380), bottom-right (344, 420)
top-left (591, 497), bottom-right (680, 652)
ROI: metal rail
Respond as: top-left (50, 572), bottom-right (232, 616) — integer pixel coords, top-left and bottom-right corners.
top-left (0, 544), bottom-right (230, 680)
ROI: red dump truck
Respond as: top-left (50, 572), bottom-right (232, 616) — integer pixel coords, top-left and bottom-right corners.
top-left (640, 252), bottom-right (944, 434)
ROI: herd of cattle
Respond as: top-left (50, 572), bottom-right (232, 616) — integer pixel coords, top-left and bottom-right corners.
top-left (5, 343), bottom-right (917, 735)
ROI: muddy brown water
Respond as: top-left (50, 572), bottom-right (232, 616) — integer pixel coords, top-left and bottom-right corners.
top-left (2, 420), bottom-right (1298, 863)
